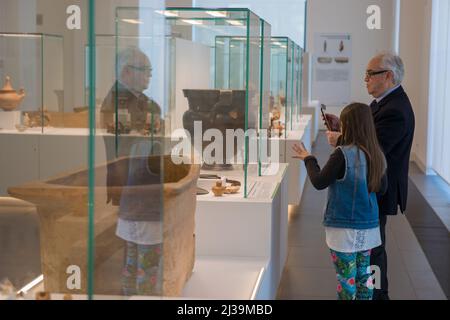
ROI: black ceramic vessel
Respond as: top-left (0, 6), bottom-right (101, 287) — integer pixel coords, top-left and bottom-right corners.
top-left (183, 89), bottom-right (246, 170)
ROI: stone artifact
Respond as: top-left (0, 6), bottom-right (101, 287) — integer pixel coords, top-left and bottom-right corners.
top-left (211, 180), bottom-right (226, 196)
top-left (8, 155), bottom-right (200, 297)
top-left (183, 89), bottom-right (246, 170)
top-left (0, 76), bottom-right (26, 111)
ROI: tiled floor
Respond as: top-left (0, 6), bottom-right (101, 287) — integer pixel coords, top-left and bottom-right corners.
top-left (277, 132), bottom-right (447, 300)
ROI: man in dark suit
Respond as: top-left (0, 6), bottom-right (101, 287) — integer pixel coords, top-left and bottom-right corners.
top-left (365, 53), bottom-right (415, 299)
top-left (324, 52), bottom-right (415, 300)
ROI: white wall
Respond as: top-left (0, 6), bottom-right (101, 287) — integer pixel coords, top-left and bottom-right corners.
top-left (398, 0), bottom-right (433, 172)
top-left (306, 0), bottom-right (396, 112)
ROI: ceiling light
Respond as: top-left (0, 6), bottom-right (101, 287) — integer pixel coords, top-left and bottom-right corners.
top-left (156, 10), bottom-right (179, 17)
top-left (121, 18), bottom-right (142, 25)
top-left (206, 11), bottom-right (227, 18)
top-left (182, 19), bottom-right (203, 25)
top-left (226, 20), bottom-right (244, 26)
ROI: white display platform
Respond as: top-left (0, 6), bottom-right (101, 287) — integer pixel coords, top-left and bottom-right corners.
top-left (194, 163), bottom-right (288, 299)
top-left (23, 256), bottom-right (266, 300)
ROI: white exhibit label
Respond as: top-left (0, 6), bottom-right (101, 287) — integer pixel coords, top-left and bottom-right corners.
top-left (311, 33), bottom-right (352, 107)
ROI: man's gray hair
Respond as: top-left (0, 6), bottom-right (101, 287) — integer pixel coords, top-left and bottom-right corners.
top-left (375, 52), bottom-right (405, 86)
top-left (117, 47), bottom-right (149, 75)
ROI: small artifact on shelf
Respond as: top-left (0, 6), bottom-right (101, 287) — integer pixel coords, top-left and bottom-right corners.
top-left (0, 76), bottom-right (26, 111)
top-left (106, 121), bottom-right (131, 135)
top-left (224, 184), bottom-right (240, 194)
top-left (334, 57), bottom-right (349, 64)
top-left (317, 57), bottom-right (332, 64)
top-left (211, 180), bottom-right (226, 197)
top-left (0, 279), bottom-right (16, 300)
top-left (63, 293), bottom-right (73, 300)
top-left (15, 124), bottom-right (28, 132)
top-left (199, 174), bottom-right (241, 187)
top-left (24, 109), bottom-right (51, 128)
top-left (269, 111), bottom-right (284, 137)
top-left (35, 291), bottom-right (51, 300)
top-left (196, 187), bottom-right (209, 195)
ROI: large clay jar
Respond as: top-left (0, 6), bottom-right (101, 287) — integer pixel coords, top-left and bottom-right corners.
top-left (182, 89), bottom-right (246, 170)
top-left (8, 155), bottom-right (200, 297)
top-left (0, 76), bottom-right (26, 111)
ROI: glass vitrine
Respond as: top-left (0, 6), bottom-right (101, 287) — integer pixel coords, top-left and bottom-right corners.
top-left (270, 37), bottom-right (291, 138)
top-left (155, 7), bottom-right (265, 197)
top-left (0, 0), bottom-right (90, 300)
top-left (212, 19), bottom-right (272, 176)
top-left (0, 33), bottom-right (63, 133)
top-left (0, 0), bottom-right (175, 301)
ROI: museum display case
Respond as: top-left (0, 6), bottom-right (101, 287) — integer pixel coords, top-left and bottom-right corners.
top-left (0, 33), bottom-right (64, 132)
top-left (269, 37), bottom-right (304, 137)
top-left (0, 0), bottom-right (202, 300)
top-left (213, 18), bottom-right (272, 175)
top-left (151, 7), bottom-right (268, 197)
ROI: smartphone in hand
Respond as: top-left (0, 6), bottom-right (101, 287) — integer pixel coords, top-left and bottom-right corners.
top-left (320, 104), bottom-right (332, 131)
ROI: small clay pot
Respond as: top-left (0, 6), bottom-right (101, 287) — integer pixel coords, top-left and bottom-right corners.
top-left (211, 181), bottom-right (226, 197)
top-left (0, 76), bottom-right (26, 111)
top-left (35, 291), bottom-right (51, 300)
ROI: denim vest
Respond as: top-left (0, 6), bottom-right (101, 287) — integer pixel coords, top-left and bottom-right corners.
top-left (323, 145), bottom-right (379, 229)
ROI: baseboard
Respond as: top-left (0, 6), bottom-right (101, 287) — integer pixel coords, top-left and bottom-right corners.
top-left (411, 152), bottom-right (436, 175)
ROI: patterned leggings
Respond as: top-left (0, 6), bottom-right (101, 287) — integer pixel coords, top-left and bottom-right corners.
top-left (121, 242), bottom-right (163, 296)
top-left (330, 249), bottom-right (374, 300)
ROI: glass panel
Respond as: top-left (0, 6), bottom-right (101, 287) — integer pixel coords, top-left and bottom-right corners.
top-left (270, 37), bottom-right (289, 138)
top-left (161, 7), bottom-right (264, 198)
top-left (0, 0), bottom-right (90, 300)
top-left (92, 1), bottom-right (168, 299)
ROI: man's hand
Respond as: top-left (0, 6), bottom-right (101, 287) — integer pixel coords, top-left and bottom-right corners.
top-left (326, 130), bottom-right (342, 147)
top-left (322, 113), bottom-right (340, 131)
top-left (292, 142), bottom-right (311, 160)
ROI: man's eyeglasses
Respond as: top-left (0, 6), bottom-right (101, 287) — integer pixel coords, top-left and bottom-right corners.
top-left (127, 65), bottom-right (153, 74)
top-left (365, 69), bottom-right (390, 79)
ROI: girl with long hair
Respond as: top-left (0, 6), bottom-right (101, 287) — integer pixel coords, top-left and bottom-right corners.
top-left (293, 102), bottom-right (387, 300)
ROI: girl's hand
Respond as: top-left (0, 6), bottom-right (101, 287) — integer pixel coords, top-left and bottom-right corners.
top-left (292, 142), bottom-right (310, 160)
top-left (326, 131), bottom-right (342, 147)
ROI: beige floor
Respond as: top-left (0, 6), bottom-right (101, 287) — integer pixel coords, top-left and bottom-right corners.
top-left (277, 132), bottom-right (447, 300)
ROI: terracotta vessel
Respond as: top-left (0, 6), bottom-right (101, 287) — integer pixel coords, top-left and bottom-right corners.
top-left (212, 181), bottom-right (226, 196)
top-left (0, 76), bottom-right (26, 111)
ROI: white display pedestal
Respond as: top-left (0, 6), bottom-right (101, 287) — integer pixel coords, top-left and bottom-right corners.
top-left (194, 163), bottom-right (288, 300)
top-left (0, 110), bottom-right (21, 130)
